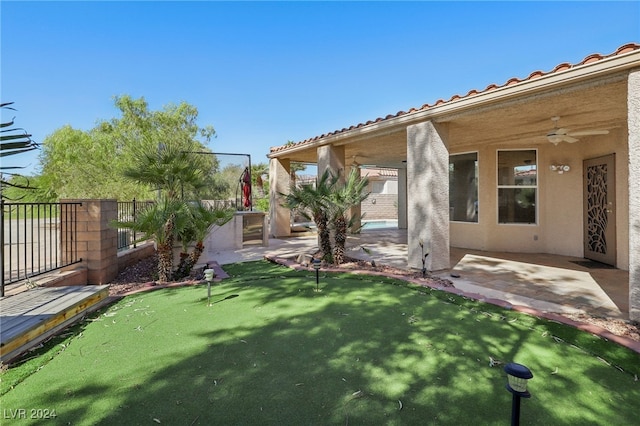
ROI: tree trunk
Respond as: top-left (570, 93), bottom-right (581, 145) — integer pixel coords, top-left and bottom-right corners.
top-left (186, 241), bottom-right (205, 275)
top-left (157, 242), bottom-right (173, 282)
top-left (333, 215), bottom-right (347, 265)
top-left (315, 211), bottom-right (333, 263)
top-left (156, 214), bottom-right (175, 282)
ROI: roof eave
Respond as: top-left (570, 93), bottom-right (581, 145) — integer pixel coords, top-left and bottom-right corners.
top-left (268, 48), bottom-right (640, 159)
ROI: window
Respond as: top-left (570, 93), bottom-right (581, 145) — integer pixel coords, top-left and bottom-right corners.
top-left (449, 152), bottom-right (478, 222)
top-left (371, 181), bottom-right (385, 194)
top-left (497, 150), bottom-right (537, 224)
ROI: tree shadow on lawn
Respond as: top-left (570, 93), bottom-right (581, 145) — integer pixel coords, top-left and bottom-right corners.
top-left (2, 262), bottom-right (639, 425)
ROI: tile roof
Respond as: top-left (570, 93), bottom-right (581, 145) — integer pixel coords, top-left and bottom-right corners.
top-left (270, 42), bottom-right (639, 155)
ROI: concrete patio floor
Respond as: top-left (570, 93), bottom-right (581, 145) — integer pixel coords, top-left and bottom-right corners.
top-left (203, 228), bottom-right (630, 320)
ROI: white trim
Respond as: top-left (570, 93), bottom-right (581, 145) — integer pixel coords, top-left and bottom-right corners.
top-left (449, 151), bottom-right (479, 224)
top-left (496, 148), bottom-right (539, 225)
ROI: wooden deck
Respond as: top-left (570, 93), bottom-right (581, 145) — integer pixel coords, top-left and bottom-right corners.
top-left (0, 285), bottom-right (111, 364)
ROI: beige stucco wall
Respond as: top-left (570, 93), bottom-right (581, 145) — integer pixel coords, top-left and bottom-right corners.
top-left (269, 158), bottom-right (291, 238)
top-left (628, 69), bottom-right (640, 322)
top-left (449, 127), bottom-right (630, 270)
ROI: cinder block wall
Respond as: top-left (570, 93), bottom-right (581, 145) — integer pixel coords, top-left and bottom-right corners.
top-left (61, 199), bottom-right (119, 284)
top-left (361, 194), bottom-right (398, 220)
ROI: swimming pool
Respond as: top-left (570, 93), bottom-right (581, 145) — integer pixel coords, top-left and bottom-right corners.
top-left (362, 220), bottom-right (398, 230)
top-left (293, 220), bottom-right (398, 231)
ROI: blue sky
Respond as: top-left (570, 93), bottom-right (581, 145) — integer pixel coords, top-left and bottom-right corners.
top-left (2, 1), bottom-right (639, 175)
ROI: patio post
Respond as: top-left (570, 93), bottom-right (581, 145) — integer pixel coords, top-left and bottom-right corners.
top-left (628, 69), bottom-right (640, 322)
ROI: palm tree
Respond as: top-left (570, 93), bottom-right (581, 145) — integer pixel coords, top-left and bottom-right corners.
top-left (121, 142), bottom-right (232, 281)
top-left (1, 102), bottom-right (39, 199)
top-left (281, 170), bottom-right (339, 262)
top-left (174, 201), bottom-right (234, 278)
top-left (328, 168), bottom-right (370, 265)
top-left (123, 141), bottom-right (209, 200)
top-left (116, 198), bottom-right (183, 282)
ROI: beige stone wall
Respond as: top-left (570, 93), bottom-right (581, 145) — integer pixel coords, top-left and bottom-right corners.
top-left (361, 194), bottom-right (398, 220)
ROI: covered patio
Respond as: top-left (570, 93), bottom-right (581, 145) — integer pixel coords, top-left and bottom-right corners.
top-left (347, 230), bottom-right (629, 320)
top-left (267, 43), bottom-right (640, 321)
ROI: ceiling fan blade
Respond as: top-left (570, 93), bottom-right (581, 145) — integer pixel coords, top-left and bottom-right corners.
top-left (562, 135), bottom-right (579, 143)
top-left (567, 129), bottom-right (609, 137)
top-left (547, 128), bottom-right (570, 137)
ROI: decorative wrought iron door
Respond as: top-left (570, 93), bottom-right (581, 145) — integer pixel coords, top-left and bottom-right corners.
top-left (583, 154), bottom-right (616, 266)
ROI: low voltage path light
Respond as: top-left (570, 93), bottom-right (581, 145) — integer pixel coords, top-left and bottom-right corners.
top-left (312, 258), bottom-right (322, 292)
top-left (504, 362), bottom-right (533, 426)
top-left (204, 268), bottom-right (215, 306)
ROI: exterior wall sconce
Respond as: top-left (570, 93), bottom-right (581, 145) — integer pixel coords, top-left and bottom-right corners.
top-left (550, 164), bottom-right (570, 174)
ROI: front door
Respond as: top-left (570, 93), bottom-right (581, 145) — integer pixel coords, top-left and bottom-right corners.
top-left (583, 154), bottom-right (616, 266)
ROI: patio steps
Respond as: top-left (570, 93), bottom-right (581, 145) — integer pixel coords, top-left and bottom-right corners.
top-left (0, 285), bottom-right (111, 364)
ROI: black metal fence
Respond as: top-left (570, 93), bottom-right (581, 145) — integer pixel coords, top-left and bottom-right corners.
top-left (1, 201), bottom-right (83, 294)
top-left (116, 199), bottom-right (155, 251)
top-left (115, 199), bottom-right (237, 250)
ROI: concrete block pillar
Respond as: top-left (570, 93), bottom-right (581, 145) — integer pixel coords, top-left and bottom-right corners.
top-left (407, 121), bottom-right (450, 271)
top-left (269, 157), bottom-right (291, 238)
top-left (61, 199), bottom-right (118, 284)
top-left (628, 70), bottom-right (640, 322)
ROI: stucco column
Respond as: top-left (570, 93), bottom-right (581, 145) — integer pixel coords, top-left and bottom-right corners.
top-left (269, 157), bottom-right (291, 238)
top-left (349, 164), bottom-right (362, 232)
top-left (628, 70), bottom-right (640, 322)
top-left (407, 121), bottom-right (450, 271)
top-left (397, 168), bottom-right (408, 229)
top-left (317, 145), bottom-right (345, 178)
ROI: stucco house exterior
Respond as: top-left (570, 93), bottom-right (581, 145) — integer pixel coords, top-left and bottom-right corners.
top-left (267, 43), bottom-right (640, 321)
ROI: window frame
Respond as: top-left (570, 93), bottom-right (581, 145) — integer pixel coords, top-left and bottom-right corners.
top-left (496, 148), bottom-right (538, 225)
top-left (449, 151), bottom-right (479, 224)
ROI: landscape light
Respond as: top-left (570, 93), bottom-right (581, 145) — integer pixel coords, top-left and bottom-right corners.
top-left (312, 259), bottom-right (322, 292)
top-left (504, 362), bottom-right (533, 426)
top-left (204, 268), bottom-right (215, 306)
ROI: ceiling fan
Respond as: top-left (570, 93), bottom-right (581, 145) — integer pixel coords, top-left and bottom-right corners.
top-left (546, 116), bottom-right (609, 145)
top-left (351, 155), bottom-right (370, 168)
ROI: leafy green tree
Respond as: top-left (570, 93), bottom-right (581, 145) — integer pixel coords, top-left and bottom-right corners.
top-left (38, 95), bottom-right (223, 201)
top-left (38, 125), bottom-right (135, 199)
top-left (1, 102), bottom-right (39, 200)
top-left (251, 162), bottom-right (269, 212)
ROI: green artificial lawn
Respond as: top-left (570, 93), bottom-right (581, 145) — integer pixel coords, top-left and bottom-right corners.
top-left (1, 260), bottom-right (639, 425)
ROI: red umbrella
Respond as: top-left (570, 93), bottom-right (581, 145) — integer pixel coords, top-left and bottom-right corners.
top-left (242, 167), bottom-right (252, 209)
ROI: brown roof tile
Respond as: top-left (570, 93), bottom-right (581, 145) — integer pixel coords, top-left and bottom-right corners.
top-left (270, 42), bottom-right (640, 154)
